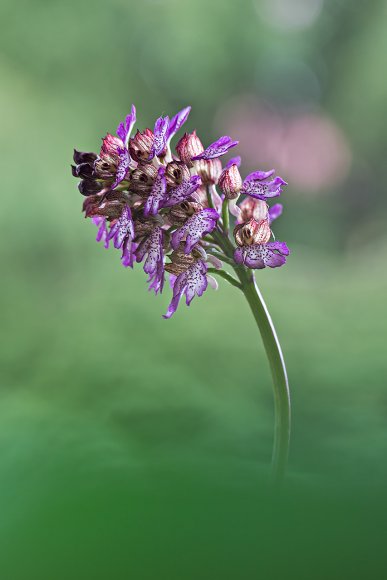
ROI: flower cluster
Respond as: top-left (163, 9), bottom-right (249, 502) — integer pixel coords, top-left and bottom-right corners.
top-left (72, 105), bottom-right (289, 317)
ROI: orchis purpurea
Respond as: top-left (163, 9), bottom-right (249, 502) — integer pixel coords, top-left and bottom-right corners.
top-left (71, 105), bottom-right (291, 484)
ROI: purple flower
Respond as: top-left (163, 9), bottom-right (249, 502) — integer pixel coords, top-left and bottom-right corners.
top-left (241, 170), bottom-right (287, 201)
top-left (136, 226), bottom-right (165, 294)
top-left (234, 241), bottom-right (290, 269)
top-left (226, 156), bottom-right (241, 168)
top-left (268, 203), bottom-right (283, 224)
top-left (107, 205), bottom-right (136, 267)
top-left (166, 106), bottom-right (191, 144)
top-left (121, 238), bottom-right (137, 268)
top-left (163, 175), bottom-right (202, 208)
top-left (116, 104), bottom-right (136, 147)
top-left (163, 260), bottom-right (208, 319)
top-left (149, 115), bottom-right (170, 159)
top-left (171, 208), bottom-right (219, 254)
top-left (193, 136), bottom-right (239, 160)
top-left (92, 217), bottom-right (110, 249)
top-left (112, 148), bottom-right (130, 190)
top-left (144, 166), bottom-right (167, 217)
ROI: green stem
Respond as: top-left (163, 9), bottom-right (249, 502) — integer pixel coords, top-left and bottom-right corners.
top-left (207, 250), bottom-right (236, 266)
top-left (222, 199), bottom-right (230, 234)
top-left (207, 268), bottom-right (242, 289)
top-left (211, 228), bottom-right (291, 485)
top-left (238, 269), bottom-right (291, 485)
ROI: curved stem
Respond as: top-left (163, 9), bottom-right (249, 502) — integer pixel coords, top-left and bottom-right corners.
top-left (211, 228), bottom-right (291, 485)
top-left (238, 270), bottom-right (291, 486)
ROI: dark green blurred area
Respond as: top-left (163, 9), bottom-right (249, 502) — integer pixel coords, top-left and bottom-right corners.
top-left (1, 0), bottom-right (387, 577)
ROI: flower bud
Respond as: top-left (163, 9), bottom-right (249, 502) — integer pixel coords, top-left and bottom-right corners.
top-left (168, 200), bottom-right (202, 224)
top-left (165, 244), bottom-right (196, 275)
top-left (101, 134), bottom-right (122, 157)
top-left (129, 129), bottom-right (154, 162)
top-left (239, 198), bottom-right (268, 223)
top-left (234, 218), bottom-right (271, 246)
top-left (82, 193), bottom-right (125, 219)
top-left (73, 150), bottom-right (97, 165)
top-left (218, 164), bottom-right (242, 199)
top-left (176, 131), bottom-right (204, 167)
top-left (78, 178), bottom-right (104, 196)
top-left (131, 163), bottom-right (158, 195)
top-left (193, 158), bottom-right (222, 185)
top-left (165, 161), bottom-right (191, 187)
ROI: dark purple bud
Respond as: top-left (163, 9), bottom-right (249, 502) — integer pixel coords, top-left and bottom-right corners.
top-left (78, 179), bottom-right (103, 196)
top-left (73, 149), bottom-right (97, 165)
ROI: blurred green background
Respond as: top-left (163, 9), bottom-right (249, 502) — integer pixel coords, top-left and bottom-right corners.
top-left (1, 0), bottom-right (387, 577)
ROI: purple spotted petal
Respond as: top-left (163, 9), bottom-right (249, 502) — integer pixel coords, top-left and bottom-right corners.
top-left (167, 106), bottom-right (191, 142)
top-left (144, 166), bottom-right (167, 217)
top-left (241, 175), bottom-right (287, 200)
top-left (136, 226), bottom-right (165, 294)
top-left (263, 251), bottom-right (287, 268)
top-left (171, 208), bottom-right (219, 254)
top-left (226, 156), bottom-right (241, 169)
top-left (163, 270), bottom-right (187, 319)
top-left (107, 205), bottom-right (134, 249)
top-left (244, 169), bottom-right (275, 182)
top-left (163, 175), bottom-right (202, 208)
top-left (234, 242), bottom-right (289, 269)
top-left (121, 238), bottom-right (137, 268)
top-left (149, 115), bottom-right (170, 159)
top-left (116, 104), bottom-right (136, 147)
top-left (192, 136), bottom-right (239, 160)
top-left (185, 260), bottom-right (208, 305)
top-left (163, 260), bottom-right (208, 319)
top-left (233, 246), bottom-right (245, 266)
top-left (266, 241), bottom-right (290, 256)
top-left (268, 203), bottom-right (283, 224)
top-left (112, 148), bottom-right (130, 189)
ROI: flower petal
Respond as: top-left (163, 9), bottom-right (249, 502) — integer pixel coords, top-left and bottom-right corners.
top-left (93, 217), bottom-right (110, 249)
top-left (163, 175), bottom-right (202, 207)
top-left (226, 156), bottom-right (241, 169)
top-left (144, 166), bottom-right (167, 216)
top-left (244, 169), bottom-right (275, 182)
top-left (185, 261), bottom-right (208, 304)
top-left (112, 148), bottom-right (130, 189)
top-left (167, 106), bottom-right (191, 142)
top-left (116, 104), bottom-right (136, 147)
top-left (266, 241), bottom-right (290, 256)
top-left (192, 136), bottom-right (239, 160)
top-left (234, 242), bottom-right (289, 269)
top-left (163, 270), bottom-right (188, 319)
top-left (268, 204), bottom-right (283, 224)
top-left (136, 226), bottom-right (165, 294)
top-left (171, 208), bottom-right (219, 254)
top-left (121, 238), bottom-right (137, 268)
top-left (107, 205), bottom-right (134, 249)
top-left (241, 174), bottom-right (286, 200)
top-left (149, 115), bottom-right (170, 159)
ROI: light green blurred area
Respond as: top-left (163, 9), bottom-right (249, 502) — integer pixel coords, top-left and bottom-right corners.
top-left (1, 0), bottom-right (387, 577)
